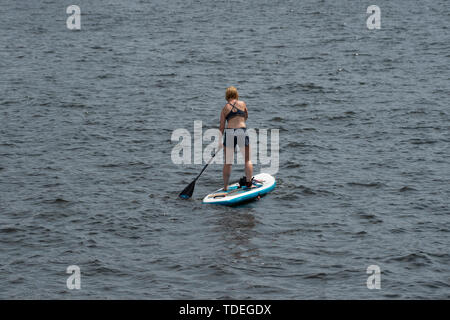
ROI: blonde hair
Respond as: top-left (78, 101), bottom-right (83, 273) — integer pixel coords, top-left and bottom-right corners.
top-left (225, 86), bottom-right (239, 101)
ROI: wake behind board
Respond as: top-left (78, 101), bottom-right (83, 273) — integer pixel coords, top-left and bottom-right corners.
top-left (203, 173), bottom-right (276, 205)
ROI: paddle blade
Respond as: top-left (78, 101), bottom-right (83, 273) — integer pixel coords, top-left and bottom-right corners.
top-left (179, 180), bottom-right (196, 199)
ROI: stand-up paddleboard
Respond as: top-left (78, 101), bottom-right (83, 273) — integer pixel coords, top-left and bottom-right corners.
top-left (203, 173), bottom-right (276, 205)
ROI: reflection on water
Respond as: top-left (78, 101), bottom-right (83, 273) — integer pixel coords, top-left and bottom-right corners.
top-left (215, 210), bottom-right (259, 262)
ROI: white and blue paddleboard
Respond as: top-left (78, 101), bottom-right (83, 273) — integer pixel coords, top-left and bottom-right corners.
top-left (203, 173), bottom-right (276, 205)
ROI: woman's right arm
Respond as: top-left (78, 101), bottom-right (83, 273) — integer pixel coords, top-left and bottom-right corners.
top-left (219, 107), bottom-right (226, 134)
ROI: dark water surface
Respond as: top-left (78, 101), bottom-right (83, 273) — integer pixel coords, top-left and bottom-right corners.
top-left (0, 0), bottom-right (449, 299)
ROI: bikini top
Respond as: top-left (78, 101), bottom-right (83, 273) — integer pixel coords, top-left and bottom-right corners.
top-left (225, 101), bottom-right (246, 121)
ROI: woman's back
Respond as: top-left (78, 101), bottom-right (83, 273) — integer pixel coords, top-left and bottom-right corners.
top-left (223, 100), bottom-right (247, 128)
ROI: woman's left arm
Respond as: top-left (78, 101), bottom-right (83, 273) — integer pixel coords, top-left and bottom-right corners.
top-left (218, 107), bottom-right (226, 148)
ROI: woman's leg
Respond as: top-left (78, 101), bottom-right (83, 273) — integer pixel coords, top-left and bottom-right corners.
top-left (235, 130), bottom-right (253, 184)
top-left (223, 164), bottom-right (232, 191)
top-left (223, 146), bottom-right (234, 190)
top-left (239, 144), bottom-right (253, 183)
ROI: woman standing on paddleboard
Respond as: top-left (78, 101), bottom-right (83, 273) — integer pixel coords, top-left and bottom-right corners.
top-left (219, 86), bottom-right (253, 191)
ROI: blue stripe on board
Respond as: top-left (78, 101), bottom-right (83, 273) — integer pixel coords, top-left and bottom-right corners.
top-left (203, 182), bottom-right (276, 205)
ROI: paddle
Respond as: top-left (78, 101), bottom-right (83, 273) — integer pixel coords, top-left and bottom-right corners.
top-left (179, 146), bottom-right (222, 199)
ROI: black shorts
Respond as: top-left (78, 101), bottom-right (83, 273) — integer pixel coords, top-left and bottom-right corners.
top-left (223, 128), bottom-right (249, 149)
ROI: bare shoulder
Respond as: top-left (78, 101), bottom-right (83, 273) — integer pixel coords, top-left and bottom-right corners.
top-left (222, 104), bottom-right (230, 114)
top-left (239, 100), bottom-right (247, 110)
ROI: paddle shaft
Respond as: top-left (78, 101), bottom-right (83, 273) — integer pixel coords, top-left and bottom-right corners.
top-left (178, 145), bottom-right (223, 199)
top-left (194, 146), bottom-right (222, 181)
